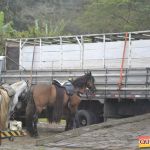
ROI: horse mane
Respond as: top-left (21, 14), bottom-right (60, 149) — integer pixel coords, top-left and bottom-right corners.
top-left (0, 89), bottom-right (10, 130)
top-left (72, 72), bottom-right (94, 88)
top-left (11, 80), bottom-right (27, 91)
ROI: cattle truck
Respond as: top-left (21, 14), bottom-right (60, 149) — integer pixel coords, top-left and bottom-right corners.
top-left (1, 30), bottom-right (150, 127)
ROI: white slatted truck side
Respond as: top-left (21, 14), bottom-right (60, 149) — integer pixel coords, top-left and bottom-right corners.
top-left (2, 30), bottom-right (150, 127)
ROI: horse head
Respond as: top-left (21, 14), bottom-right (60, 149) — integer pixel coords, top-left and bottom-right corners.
top-left (72, 71), bottom-right (96, 95)
top-left (16, 88), bottom-right (28, 110)
top-left (85, 71), bottom-right (96, 94)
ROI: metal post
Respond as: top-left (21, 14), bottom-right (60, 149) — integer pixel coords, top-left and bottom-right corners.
top-left (81, 36), bottom-right (84, 69)
top-left (51, 61), bottom-right (54, 82)
top-left (4, 41), bottom-right (7, 71)
top-left (105, 68), bottom-right (108, 99)
top-left (124, 68), bottom-right (128, 98)
top-left (103, 34), bottom-right (106, 68)
top-left (146, 68), bottom-right (149, 99)
top-left (76, 36), bottom-right (83, 69)
top-left (19, 39), bottom-right (22, 70)
top-left (128, 33), bottom-right (132, 68)
top-left (39, 38), bottom-right (42, 69)
top-left (36, 70), bottom-right (37, 84)
top-left (29, 40), bottom-right (36, 86)
top-left (60, 36), bottom-right (63, 69)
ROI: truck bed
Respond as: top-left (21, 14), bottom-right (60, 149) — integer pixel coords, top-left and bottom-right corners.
top-left (1, 68), bottom-right (150, 100)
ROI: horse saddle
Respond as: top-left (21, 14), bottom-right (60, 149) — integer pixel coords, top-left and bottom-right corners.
top-left (52, 80), bottom-right (74, 96)
top-left (1, 83), bottom-right (16, 97)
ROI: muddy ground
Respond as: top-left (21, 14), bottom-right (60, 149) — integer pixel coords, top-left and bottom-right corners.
top-left (1, 114), bottom-right (150, 150)
top-left (0, 122), bottom-right (65, 150)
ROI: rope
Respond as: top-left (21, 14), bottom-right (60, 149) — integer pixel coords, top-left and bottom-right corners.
top-left (29, 41), bottom-right (36, 88)
top-left (118, 32), bottom-right (128, 90)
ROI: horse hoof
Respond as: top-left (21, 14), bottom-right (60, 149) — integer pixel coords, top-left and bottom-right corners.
top-left (30, 134), bottom-right (39, 138)
top-left (34, 135), bottom-right (39, 138)
top-left (33, 132), bottom-right (39, 138)
top-left (27, 131), bottom-right (34, 137)
top-left (65, 128), bottom-right (72, 131)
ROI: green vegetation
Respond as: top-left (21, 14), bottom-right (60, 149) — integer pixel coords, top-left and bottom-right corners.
top-left (0, 11), bottom-right (15, 55)
top-left (0, 0), bottom-right (150, 54)
top-left (1, 0), bottom-right (150, 35)
top-left (76, 0), bottom-right (150, 33)
top-left (0, 11), bottom-right (66, 54)
top-left (38, 118), bottom-right (66, 125)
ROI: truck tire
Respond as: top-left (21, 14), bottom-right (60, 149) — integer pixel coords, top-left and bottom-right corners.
top-left (76, 110), bottom-right (96, 127)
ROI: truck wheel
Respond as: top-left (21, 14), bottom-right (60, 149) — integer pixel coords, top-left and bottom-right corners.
top-left (76, 110), bottom-right (96, 127)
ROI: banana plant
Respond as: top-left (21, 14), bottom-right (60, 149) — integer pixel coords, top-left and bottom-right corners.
top-left (0, 11), bottom-right (16, 55)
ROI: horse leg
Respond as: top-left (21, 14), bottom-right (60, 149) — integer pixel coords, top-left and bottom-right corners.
top-left (26, 98), bottom-right (36, 137)
top-left (65, 108), bottom-right (72, 131)
top-left (74, 112), bottom-right (80, 128)
top-left (65, 110), bottom-right (81, 130)
top-left (32, 112), bottom-right (39, 137)
top-left (65, 117), bottom-right (71, 131)
top-left (65, 113), bottom-right (75, 131)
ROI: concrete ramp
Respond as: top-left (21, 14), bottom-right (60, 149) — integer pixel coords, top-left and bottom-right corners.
top-left (36, 113), bottom-right (150, 149)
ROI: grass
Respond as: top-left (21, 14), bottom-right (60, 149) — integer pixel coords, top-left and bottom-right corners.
top-left (38, 118), bottom-right (66, 125)
top-left (38, 118), bottom-right (47, 123)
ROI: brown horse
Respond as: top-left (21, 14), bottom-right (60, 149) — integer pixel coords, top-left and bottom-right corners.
top-left (25, 72), bottom-right (96, 137)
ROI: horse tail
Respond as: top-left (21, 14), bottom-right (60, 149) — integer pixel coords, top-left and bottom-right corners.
top-left (46, 105), bottom-right (53, 123)
top-left (47, 85), bottom-right (64, 123)
top-left (0, 89), bottom-right (10, 130)
top-left (25, 90), bottom-right (36, 135)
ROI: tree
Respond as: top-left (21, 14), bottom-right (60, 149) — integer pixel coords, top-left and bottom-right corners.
top-left (75, 0), bottom-right (150, 33)
top-left (0, 11), bottom-right (16, 55)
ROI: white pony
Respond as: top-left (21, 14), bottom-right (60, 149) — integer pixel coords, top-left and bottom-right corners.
top-left (9, 80), bottom-right (28, 116)
top-left (0, 80), bottom-right (28, 129)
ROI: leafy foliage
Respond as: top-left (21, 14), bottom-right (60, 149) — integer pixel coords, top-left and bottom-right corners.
top-left (0, 0), bottom-right (149, 55)
top-left (0, 11), bottom-right (16, 55)
top-left (0, 10), bottom-right (67, 54)
top-left (75, 0), bottom-right (150, 33)
top-left (0, 0), bottom-right (150, 39)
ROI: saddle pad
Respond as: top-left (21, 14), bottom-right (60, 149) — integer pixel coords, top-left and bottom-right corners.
top-left (52, 80), bottom-right (74, 96)
top-left (2, 83), bottom-right (16, 97)
top-left (52, 80), bottom-right (62, 87)
top-left (63, 81), bottom-right (74, 96)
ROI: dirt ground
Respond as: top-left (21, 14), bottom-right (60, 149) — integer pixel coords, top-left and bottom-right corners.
top-left (1, 114), bottom-right (150, 150)
top-left (0, 122), bottom-right (66, 150)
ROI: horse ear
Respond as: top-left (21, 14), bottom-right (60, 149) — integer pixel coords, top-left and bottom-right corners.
top-left (87, 71), bottom-right (91, 75)
top-left (86, 70), bottom-right (90, 74)
top-left (25, 80), bottom-right (30, 86)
